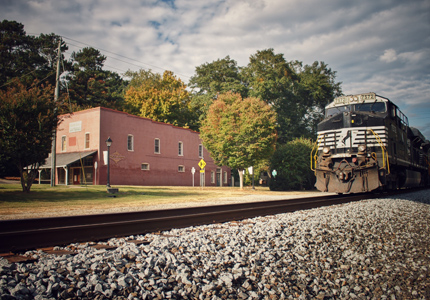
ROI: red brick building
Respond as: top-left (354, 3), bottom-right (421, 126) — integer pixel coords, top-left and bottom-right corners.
top-left (41, 107), bottom-right (231, 186)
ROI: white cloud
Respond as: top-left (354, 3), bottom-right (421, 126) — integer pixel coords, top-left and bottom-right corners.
top-left (380, 49), bottom-right (398, 63)
top-left (1, 0), bottom-right (429, 137)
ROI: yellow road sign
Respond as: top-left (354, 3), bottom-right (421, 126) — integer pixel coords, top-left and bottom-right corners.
top-left (198, 159), bottom-right (206, 169)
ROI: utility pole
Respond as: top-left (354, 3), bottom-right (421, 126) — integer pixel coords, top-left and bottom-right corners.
top-left (50, 38), bottom-right (61, 187)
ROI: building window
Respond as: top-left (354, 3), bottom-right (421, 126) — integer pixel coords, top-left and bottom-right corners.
top-left (199, 144), bottom-right (203, 158)
top-left (155, 138), bottom-right (160, 154)
top-left (85, 133), bottom-right (90, 149)
top-left (211, 171), bottom-right (215, 183)
top-left (128, 135), bottom-right (134, 151)
top-left (178, 165), bottom-right (185, 172)
top-left (224, 171), bottom-right (228, 184)
top-left (141, 163), bottom-right (150, 170)
top-left (178, 142), bottom-right (183, 156)
top-left (61, 136), bottom-right (66, 152)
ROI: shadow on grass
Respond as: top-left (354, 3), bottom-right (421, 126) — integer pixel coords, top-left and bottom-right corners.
top-left (0, 184), bottom-right (202, 204)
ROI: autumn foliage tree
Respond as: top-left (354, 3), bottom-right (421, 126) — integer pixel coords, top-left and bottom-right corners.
top-left (200, 92), bottom-right (277, 188)
top-left (0, 80), bottom-right (60, 192)
top-left (124, 69), bottom-right (197, 130)
top-left (190, 49), bottom-right (342, 141)
top-left (189, 56), bottom-right (247, 124)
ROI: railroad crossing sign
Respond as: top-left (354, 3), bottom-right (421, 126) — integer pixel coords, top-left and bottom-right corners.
top-left (198, 159), bottom-right (206, 169)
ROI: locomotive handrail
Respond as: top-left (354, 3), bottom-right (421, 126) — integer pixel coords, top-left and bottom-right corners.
top-left (311, 134), bottom-right (324, 172)
top-left (370, 128), bottom-right (390, 174)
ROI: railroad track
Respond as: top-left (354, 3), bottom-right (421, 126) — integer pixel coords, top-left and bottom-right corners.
top-left (0, 189), bottom-right (417, 253)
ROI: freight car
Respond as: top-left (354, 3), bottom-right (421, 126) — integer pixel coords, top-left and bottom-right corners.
top-left (312, 92), bottom-right (430, 193)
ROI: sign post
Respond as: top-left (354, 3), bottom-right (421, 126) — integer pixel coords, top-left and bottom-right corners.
top-left (198, 159), bottom-right (206, 188)
top-left (191, 167), bottom-right (195, 187)
top-left (248, 166), bottom-right (255, 190)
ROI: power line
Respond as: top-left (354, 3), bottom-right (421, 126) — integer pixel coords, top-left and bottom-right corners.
top-left (63, 44), bottom-right (137, 74)
top-left (61, 36), bottom-right (191, 79)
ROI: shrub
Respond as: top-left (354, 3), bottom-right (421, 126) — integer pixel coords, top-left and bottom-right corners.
top-left (269, 138), bottom-right (315, 191)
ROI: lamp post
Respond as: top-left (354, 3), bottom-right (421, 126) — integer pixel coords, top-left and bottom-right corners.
top-left (106, 137), bottom-right (112, 188)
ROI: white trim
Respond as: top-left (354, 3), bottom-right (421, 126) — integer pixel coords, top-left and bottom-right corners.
top-left (198, 144), bottom-right (203, 158)
top-left (178, 141), bottom-right (183, 156)
top-left (127, 134), bottom-right (134, 151)
top-left (61, 135), bottom-right (67, 152)
top-left (154, 138), bottom-right (160, 154)
top-left (178, 165), bottom-right (185, 172)
top-left (141, 163), bottom-right (150, 170)
top-left (84, 132), bottom-right (90, 149)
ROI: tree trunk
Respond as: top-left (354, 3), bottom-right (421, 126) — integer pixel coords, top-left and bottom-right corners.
top-left (17, 163), bottom-right (37, 193)
top-left (238, 169), bottom-right (244, 189)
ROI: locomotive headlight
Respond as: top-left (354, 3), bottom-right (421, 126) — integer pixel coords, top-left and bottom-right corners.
top-left (358, 144), bottom-right (366, 152)
top-left (322, 147), bottom-right (331, 155)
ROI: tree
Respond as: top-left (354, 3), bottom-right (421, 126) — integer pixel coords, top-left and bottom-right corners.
top-left (0, 80), bottom-right (61, 192)
top-left (66, 47), bottom-right (126, 110)
top-left (190, 49), bottom-right (342, 140)
top-left (269, 137), bottom-right (315, 191)
top-left (189, 56), bottom-right (247, 124)
top-left (0, 20), bottom-right (68, 90)
top-left (124, 69), bottom-right (197, 130)
top-left (0, 20), bottom-right (38, 89)
top-left (200, 92), bottom-right (277, 188)
top-left (242, 49), bottom-right (301, 143)
top-left (292, 61), bottom-right (342, 137)
top-left (35, 33), bottom-right (70, 87)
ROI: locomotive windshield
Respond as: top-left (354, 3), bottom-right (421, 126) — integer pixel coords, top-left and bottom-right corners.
top-left (325, 102), bottom-right (386, 117)
top-left (354, 102), bottom-right (386, 113)
top-left (325, 105), bottom-right (351, 117)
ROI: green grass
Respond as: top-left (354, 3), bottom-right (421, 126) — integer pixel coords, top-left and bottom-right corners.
top-left (0, 183), bottom-right (282, 218)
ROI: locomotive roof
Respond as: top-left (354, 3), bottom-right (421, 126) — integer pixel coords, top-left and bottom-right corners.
top-left (326, 92), bottom-right (389, 109)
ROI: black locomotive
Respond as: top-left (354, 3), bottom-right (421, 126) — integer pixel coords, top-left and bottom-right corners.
top-left (312, 92), bottom-right (430, 193)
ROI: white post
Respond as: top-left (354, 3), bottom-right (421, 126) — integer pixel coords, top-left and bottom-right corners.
top-left (191, 167), bottom-right (195, 187)
top-left (94, 162), bottom-right (98, 186)
top-left (64, 167), bottom-right (68, 186)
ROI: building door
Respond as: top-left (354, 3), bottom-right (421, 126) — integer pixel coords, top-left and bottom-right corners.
top-left (73, 168), bottom-right (80, 185)
top-left (216, 168), bottom-right (221, 186)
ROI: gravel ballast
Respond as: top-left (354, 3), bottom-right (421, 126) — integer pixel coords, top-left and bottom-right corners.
top-left (1, 190), bottom-right (429, 299)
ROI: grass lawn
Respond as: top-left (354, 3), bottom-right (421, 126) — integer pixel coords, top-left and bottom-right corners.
top-left (0, 183), bottom-right (301, 219)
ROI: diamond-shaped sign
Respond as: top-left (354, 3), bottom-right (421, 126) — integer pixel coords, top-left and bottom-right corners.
top-left (198, 159), bottom-right (206, 169)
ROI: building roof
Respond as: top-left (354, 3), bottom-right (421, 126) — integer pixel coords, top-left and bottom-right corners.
top-left (59, 106), bottom-right (199, 134)
top-left (39, 151), bottom-right (97, 169)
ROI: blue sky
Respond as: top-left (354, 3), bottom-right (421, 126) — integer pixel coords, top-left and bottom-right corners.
top-left (2, 0), bottom-right (429, 138)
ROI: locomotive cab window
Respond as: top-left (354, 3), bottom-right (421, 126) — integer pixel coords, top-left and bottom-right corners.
top-left (326, 105), bottom-right (351, 117)
top-left (354, 102), bottom-right (386, 113)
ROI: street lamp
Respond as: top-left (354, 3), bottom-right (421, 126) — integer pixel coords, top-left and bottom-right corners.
top-left (106, 137), bottom-right (112, 188)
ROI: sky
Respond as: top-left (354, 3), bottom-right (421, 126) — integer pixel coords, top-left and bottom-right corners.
top-left (2, 0), bottom-right (430, 139)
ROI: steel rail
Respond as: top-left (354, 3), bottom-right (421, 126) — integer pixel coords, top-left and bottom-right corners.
top-left (0, 189), bottom-right (421, 253)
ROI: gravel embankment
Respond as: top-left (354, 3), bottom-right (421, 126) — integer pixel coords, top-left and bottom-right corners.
top-left (1, 190), bottom-right (429, 299)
